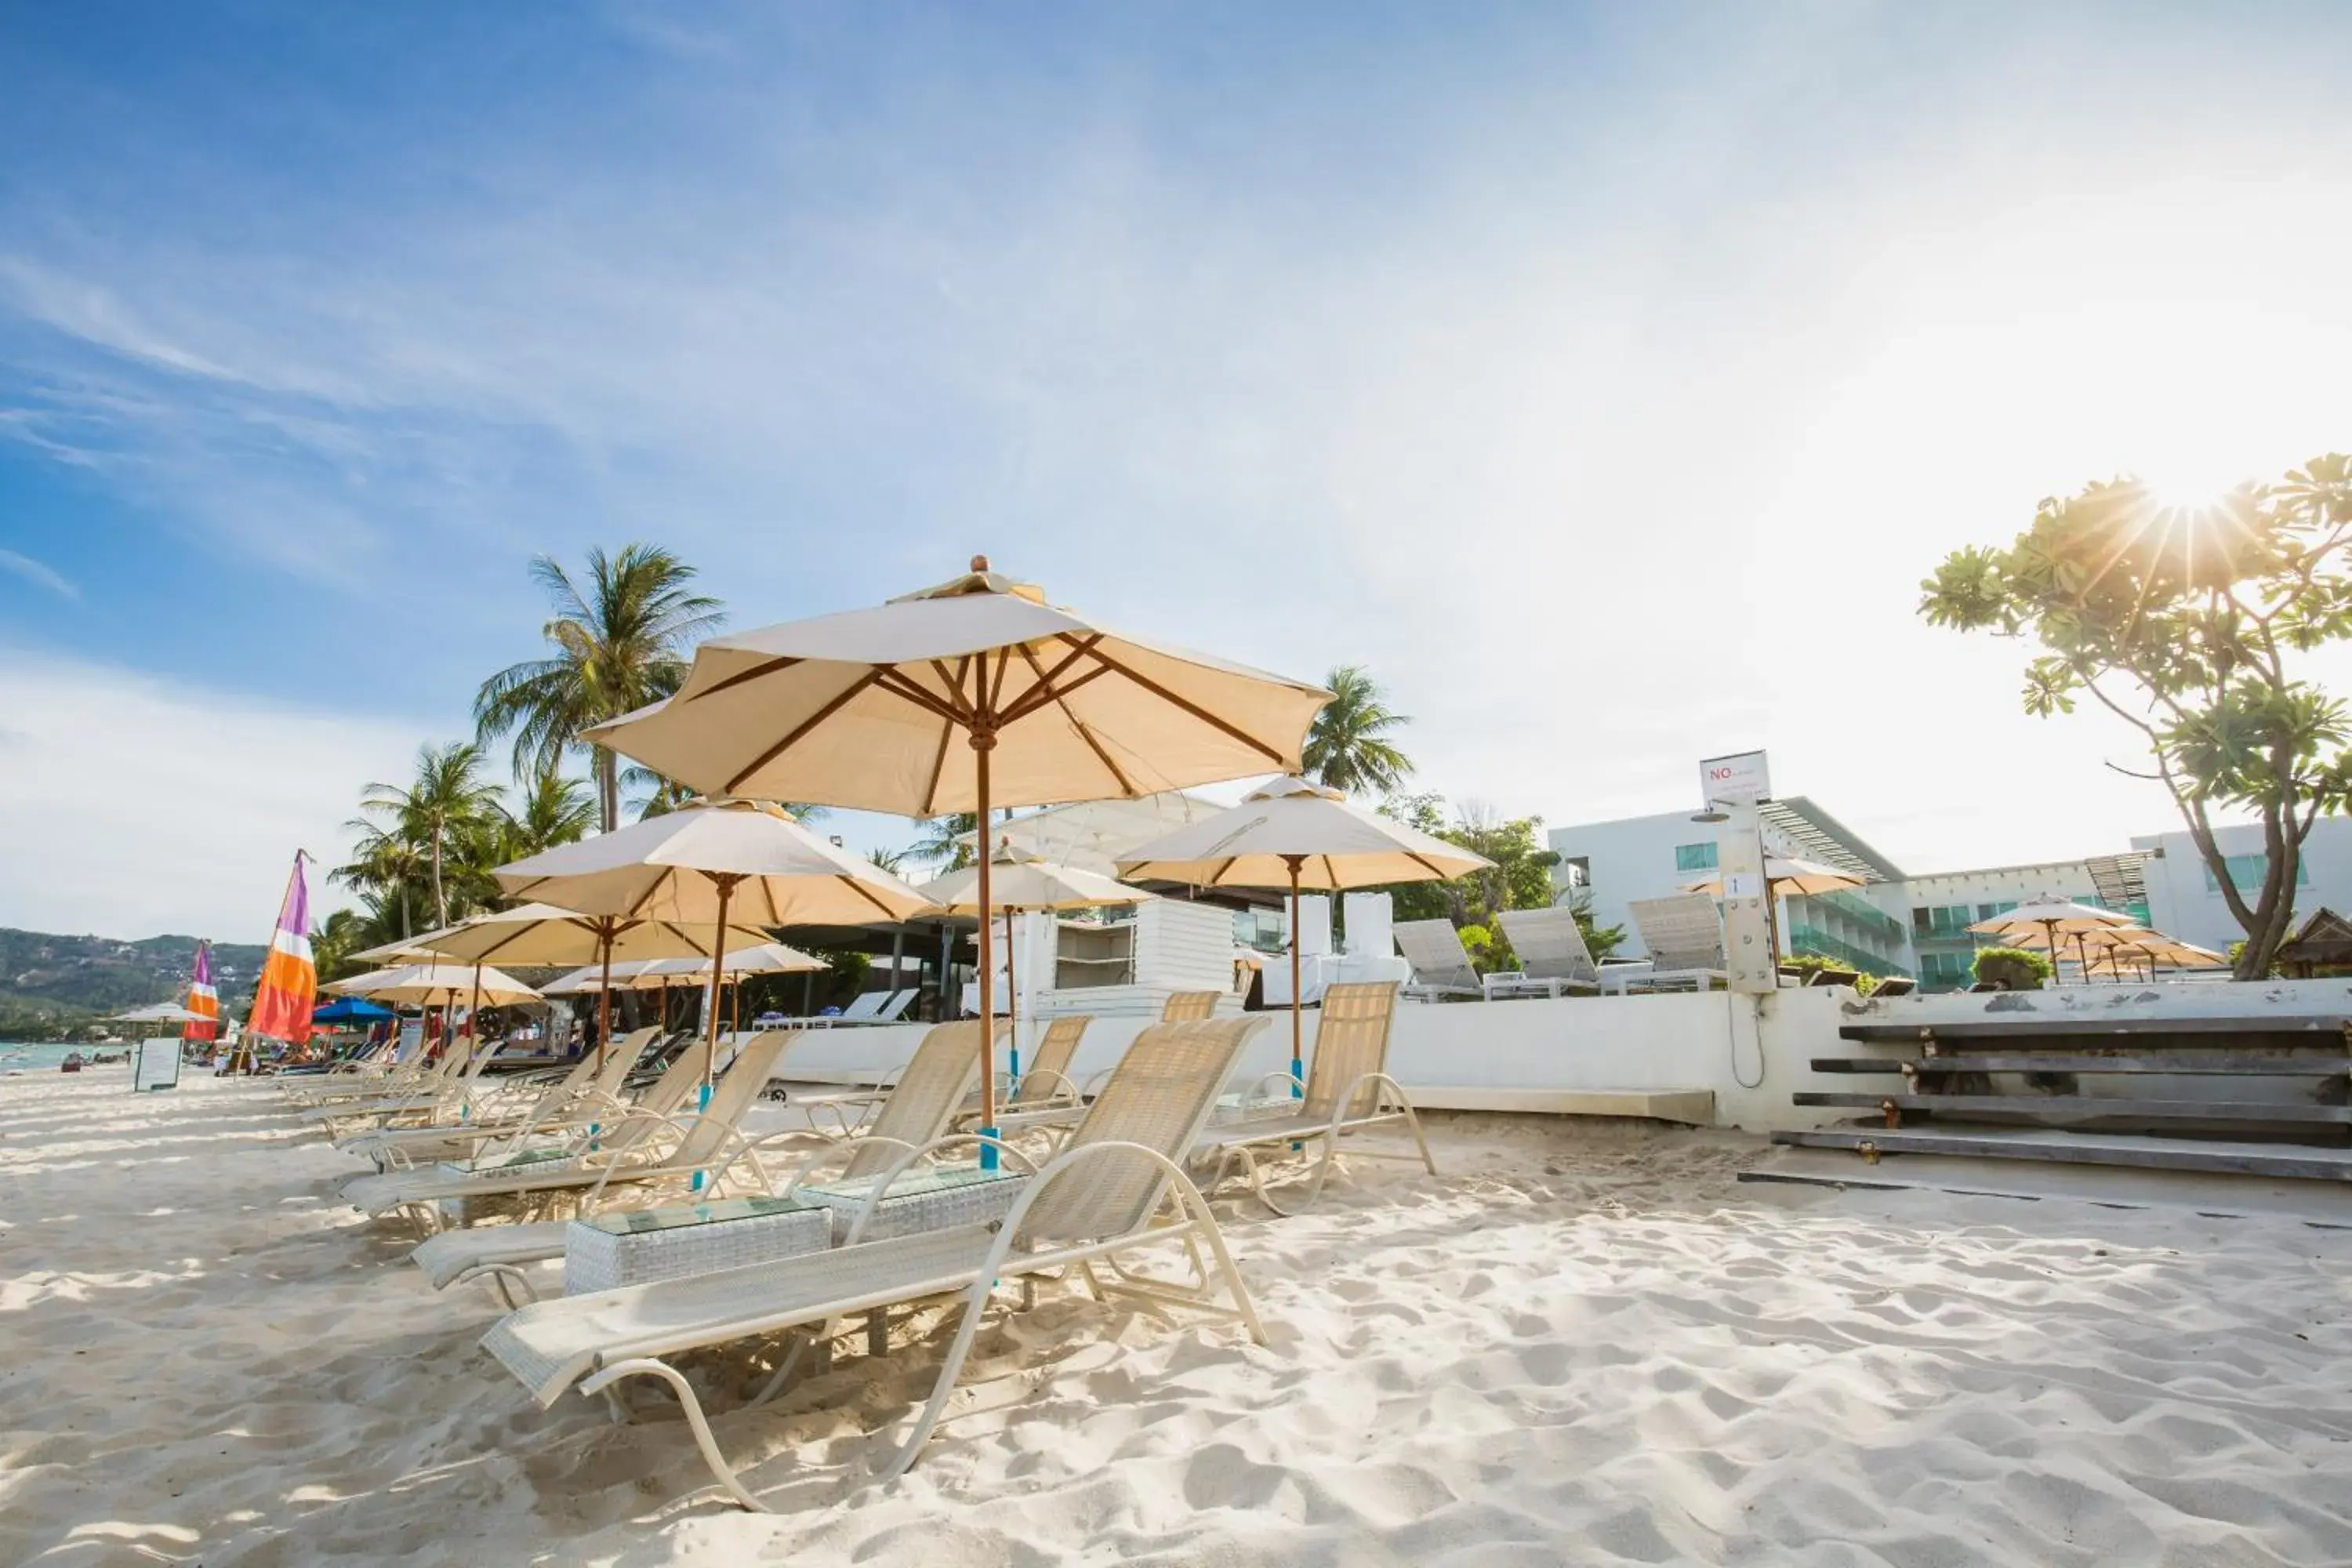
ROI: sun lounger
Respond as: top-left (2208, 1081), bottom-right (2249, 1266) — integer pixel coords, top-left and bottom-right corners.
top-left (1872, 976), bottom-right (1918, 997)
top-left (296, 1040), bottom-right (504, 1131)
top-left (339, 1031), bottom-right (777, 1231)
top-left (1482, 906), bottom-right (1602, 999)
top-left (413, 1022), bottom-right (996, 1303)
top-left (1161, 990), bottom-right (1221, 1022)
top-left (1624, 895), bottom-right (1730, 991)
top-left (1190, 980), bottom-right (1433, 1214)
top-left (476, 1014), bottom-right (1269, 1509)
top-left (1394, 919), bottom-right (1483, 1001)
top-left (337, 1029), bottom-right (660, 1171)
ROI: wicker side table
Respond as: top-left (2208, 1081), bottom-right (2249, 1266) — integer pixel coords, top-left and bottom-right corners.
top-left (797, 1165), bottom-right (1025, 1244)
top-left (564, 1196), bottom-right (830, 1294)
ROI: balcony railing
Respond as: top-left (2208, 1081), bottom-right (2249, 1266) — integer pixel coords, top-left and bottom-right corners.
top-left (1786, 924), bottom-right (1911, 979)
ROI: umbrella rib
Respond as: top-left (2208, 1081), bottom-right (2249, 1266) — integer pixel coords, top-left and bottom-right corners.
top-left (921, 657), bottom-right (980, 726)
top-left (1073, 644), bottom-right (1290, 764)
top-left (985, 644), bottom-right (1015, 716)
top-left (920, 713), bottom-right (956, 817)
top-left (1403, 852), bottom-right (1448, 880)
top-left (699, 655), bottom-right (805, 701)
top-left (838, 873), bottom-right (906, 921)
top-left (996, 659), bottom-right (1112, 728)
top-left (724, 668), bottom-right (887, 794)
top-left (998, 633), bottom-right (1105, 721)
top-left (874, 664), bottom-right (967, 725)
top-left (1013, 641), bottom-right (1136, 797)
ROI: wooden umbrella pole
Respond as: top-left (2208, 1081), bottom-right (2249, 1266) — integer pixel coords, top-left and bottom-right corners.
top-left (1287, 855), bottom-right (1305, 1098)
top-left (595, 924), bottom-right (614, 1071)
top-left (974, 731), bottom-right (999, 1166)
top-left (469, 962), bottom-right (484, 1073)
top-left (1005, 907), bottom-right (1019, 1085)
top-left (702, 875), bottom-right (738, 1096)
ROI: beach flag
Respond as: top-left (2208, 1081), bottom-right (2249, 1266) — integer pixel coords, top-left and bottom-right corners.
top-left (247, 852), bottom-right (317, 1047)
top-left (182, 941), bottom-right (220, 1044)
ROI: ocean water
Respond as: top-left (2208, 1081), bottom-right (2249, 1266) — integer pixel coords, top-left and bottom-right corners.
top-left (0, 1041), bottom-right (141, 1077)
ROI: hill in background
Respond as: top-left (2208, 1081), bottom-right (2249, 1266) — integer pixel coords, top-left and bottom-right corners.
top-left (0, 929), bottom-right (270, 1037)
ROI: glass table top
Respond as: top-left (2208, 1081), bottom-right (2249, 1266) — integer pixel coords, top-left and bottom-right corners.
top-left (583, 1194), bottom-right (811, 1236)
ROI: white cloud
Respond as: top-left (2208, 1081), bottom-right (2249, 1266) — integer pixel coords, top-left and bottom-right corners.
top-left (0, 649), bottom-right (426, 938)
top-left (0, 548), bottom-right (77, 600)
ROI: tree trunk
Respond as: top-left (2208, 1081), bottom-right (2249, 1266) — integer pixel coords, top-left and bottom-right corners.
top-left (597, 747), bottom-right (619, 833)
top-left (431, 833), bottom-right (447, 929)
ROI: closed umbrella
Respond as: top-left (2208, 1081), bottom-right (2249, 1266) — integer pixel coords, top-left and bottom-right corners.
top-left (493, 797), bottom-right (930, 1092)
top-left (920, 847), bottom-right (1155, 1083)
top-left (1116, 777), bottom-right (1491, 1095)
top-left (583, 557), bottom-right (1327, 1156)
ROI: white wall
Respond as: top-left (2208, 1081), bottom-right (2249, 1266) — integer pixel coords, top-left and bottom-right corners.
top-left (1547, 810), bottom-right (1727, 955)
top-left (771, 978), bottom-right (2352, 1134)
top-left (2134, 817), bottom-right (2352, 953)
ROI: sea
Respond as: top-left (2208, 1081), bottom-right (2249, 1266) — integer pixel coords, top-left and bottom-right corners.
top-left (0, 1041), bottom-right (141, 1077)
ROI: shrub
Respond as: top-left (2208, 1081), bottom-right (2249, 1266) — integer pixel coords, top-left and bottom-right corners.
top-left (1972, 946), bottom-right (2053, 990)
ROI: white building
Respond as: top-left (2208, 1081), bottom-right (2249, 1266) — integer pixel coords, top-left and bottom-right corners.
top-left (2133, 816), bottom-right (2352, 955)
top-left (1551, 789), bottom-right (2352, 990)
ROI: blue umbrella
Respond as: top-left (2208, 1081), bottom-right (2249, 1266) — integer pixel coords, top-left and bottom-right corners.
top-left (312, 996), bottom-right (397, 1024)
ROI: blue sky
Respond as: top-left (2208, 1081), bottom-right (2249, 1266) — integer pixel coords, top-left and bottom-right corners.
top-left (5, 2), bottom-right (2352, 938)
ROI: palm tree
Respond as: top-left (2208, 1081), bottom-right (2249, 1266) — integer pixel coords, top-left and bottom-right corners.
top-left (499, 770), bottom-right (599, 860)
top-left (907, 812), bottom-right (979, 869)
top-left (474, 545), bottom-right (726, 832)
top-left (1303, 665), bottom-right (1414, 797)
top-left (355, 742), bottom-right (503, 929)
top-left (332, 822), bottom-right (428, 940)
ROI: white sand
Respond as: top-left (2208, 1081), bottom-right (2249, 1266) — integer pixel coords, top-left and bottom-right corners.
top-left (5, 1072), bottom-right (2351, 1566)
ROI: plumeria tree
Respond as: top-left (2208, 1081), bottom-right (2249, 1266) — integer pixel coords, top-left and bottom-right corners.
top-left (1921, 454), bottom-right (2352, 977)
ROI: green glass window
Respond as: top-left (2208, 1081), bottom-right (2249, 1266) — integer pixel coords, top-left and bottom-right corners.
top-left (2202, 853), bottom-right (2310, 893)
top-left (1674, 842), bottom-right (1718, 873)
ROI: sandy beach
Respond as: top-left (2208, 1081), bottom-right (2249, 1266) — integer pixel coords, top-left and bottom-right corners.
top-left (5, 1072), bottom-right (2351, 1565)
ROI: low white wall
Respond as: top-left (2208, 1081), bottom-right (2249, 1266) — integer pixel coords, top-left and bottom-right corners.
top-left (766, 978), bottom-right (2352, 1134)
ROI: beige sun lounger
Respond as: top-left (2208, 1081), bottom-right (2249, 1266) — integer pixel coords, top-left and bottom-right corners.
top-left (296, 1040), bottom-right (504, 1131)
top-left (1483, 906), bottom-right (1602, 999)
top-left (1393, 920), bottom-right (1483, 1001)
top-left (476, 1014), bottom-right (1270, 1510)
top-left (1625, 894), bottom-right (1730, 991)
top-left (336, 1029), bottom-right (660, 1172)
top-left (411, 1021), bottom-right (993, 1301)
top-left (1160, 990), bottom-right (1221, 1022)
top-left (1192, 980), bottom-right (1433, 1214)
top-left (339, 1030), bottom-right (779, 1231)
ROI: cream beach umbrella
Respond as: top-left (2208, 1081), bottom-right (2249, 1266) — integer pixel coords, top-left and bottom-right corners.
top-left (382, 901), bottom-right (780, 1073)
top-left (350, 936), bottom-right (448, 964)
top-left (615, 943), bottom-right (829, 1036)
top-left (111, 1001), bottom-right (211, 1024)
top-left (582, 557), bottom-right (1329, 1145)
top-left (1116, 777), bottom-right (1492, 1092)
top-left (1970, 898), bottom-right (2140, 985)
top-left (493, 797), bottom-right (930, 1089)
top-left (1681, 856), bottom-right (1864, 899)
top-left (919, 847), bottom-right (1156, 1080)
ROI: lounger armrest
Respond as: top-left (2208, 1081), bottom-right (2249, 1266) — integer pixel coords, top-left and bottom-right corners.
top-left (778, 1135), bottom-right (929, 1200)
top-left (1011, 1067), bottom-right (1080, 1105)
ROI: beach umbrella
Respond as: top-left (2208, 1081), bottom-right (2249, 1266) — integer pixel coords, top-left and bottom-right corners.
top-left (350, 936), bottom-right (450, 963)
top-left (111, 1001), bottom-right (212, 1024)
top-left (582, 556), bottom-right (1328, 1152)
top-left (328, 962), bottom-right (540, 1057)
top-left (1680, 856), bottom-right (1864, 899)
top-left (919, 847), bottom-right (1156, 1081)
top-left (1970, 898), bottom-right (2140, 985)
top-left (493, 798), bottom-right (930, 1091)
top-left (1116, 777), bottom-right (1492, 1094)
top-left (311, 996), bottom-right (397, 1024)
top-left (380, 901), bottom-right (781, 1073)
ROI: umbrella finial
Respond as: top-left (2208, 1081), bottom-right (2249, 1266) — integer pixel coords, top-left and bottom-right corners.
top-left (971, 554), bottom-right (990, 572)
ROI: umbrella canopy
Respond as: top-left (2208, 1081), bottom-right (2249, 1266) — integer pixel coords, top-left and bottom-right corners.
top-left (583, 558), bottom-right (1330, 1144)
top-left (918, 848), bottom-right (1154, 915)
top-left (1969, 898), bottom-right (2138, 937)
top-left (1114, 777), bottom-right (1490, 889)
top-left (312, 996), bottom-right (397, 1024)
top-left (494, 803), bottom-right (927, 928)
top-left (111, 1001), bottom-right (211, 1024)
top-left (550, 943), bottom-right (826, 993)
top-left (1118, 777), bottom-right (1493, 1089)
top-left (326, 963), bottom-right (539, 1006)
top-left (494, 797), bottom-right (928, 1086)
top-left (385, 902), bottom-right (782, 967)
top-left (1681, 856), bottom-right (1866, 899)
top-left (350, 936), bottom-right (449, 964)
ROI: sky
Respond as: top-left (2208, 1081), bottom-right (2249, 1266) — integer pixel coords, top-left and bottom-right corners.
top-left (5, 0), bottom-right (2352, 940)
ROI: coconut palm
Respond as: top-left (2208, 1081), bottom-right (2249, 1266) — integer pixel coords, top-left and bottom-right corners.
top-left (1302, 665), bottom-right (1414, 797)
top-left (332, 821), bottom-right (429, 941)
top-left (473, 545), bottom-right (726, 832)
top-left (354, 742), bottom-right (503, 929)
top-left (908, 812), bottom-right (979, 869)
top-left (498, 770), bottom-right (599, 860)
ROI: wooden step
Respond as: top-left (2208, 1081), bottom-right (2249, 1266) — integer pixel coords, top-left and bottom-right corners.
top-left (1840, 1017), bottom-right (2352, 1044)
top-left (1809, 1054), bottom-right (2351, 1076)
top-left (1794, 1091), bottom-right (2352, 1124)
top-left (1773, 1126), bottom-right (2352, 1181)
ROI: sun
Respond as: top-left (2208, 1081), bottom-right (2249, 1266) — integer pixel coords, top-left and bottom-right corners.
top-left (2140, 458), bottom-right (2252, 515)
